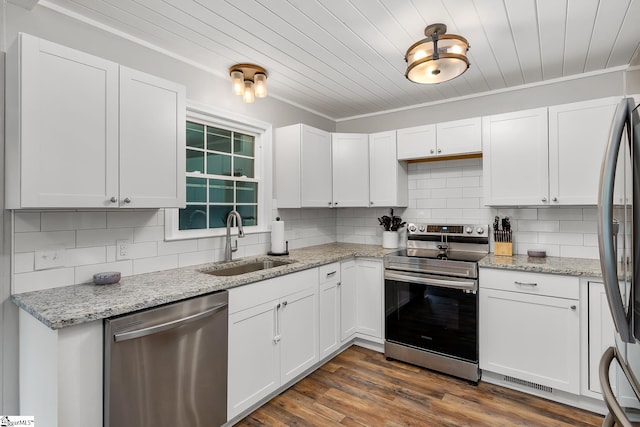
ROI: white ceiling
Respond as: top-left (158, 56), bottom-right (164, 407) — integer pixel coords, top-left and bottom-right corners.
top-left (38, 0), bottom-right (640, 120)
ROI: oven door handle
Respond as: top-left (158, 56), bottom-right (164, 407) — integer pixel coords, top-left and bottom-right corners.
top-left (384, 270), bottom-right (477, 291)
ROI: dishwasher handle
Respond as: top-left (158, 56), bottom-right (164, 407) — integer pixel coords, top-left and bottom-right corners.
top-left (114, 302), bottom-right (227, 342)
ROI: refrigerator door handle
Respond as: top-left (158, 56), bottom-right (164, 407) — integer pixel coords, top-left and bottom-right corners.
top-left (598, 97), bottom-right (633, 343)
top-left (599, 346), bottom-right (640, 427)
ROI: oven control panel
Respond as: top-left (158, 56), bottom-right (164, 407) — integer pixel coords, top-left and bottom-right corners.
top-left (407, 223), bottom-right (489, 238)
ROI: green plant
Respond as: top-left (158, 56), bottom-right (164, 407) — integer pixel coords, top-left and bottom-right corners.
top-left (377, 208), bottom-right (406, 231)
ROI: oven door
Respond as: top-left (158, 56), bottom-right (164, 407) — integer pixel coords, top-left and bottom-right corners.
top-left (384, 270), bottom-right (478, 363)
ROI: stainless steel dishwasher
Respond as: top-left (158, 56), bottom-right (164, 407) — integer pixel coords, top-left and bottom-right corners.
top-left (104, 291), bottom-right (228, 427)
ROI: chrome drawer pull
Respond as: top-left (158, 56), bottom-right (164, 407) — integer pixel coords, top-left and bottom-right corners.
top-left (326, 271), bottom-right (337, 278)
top-left (514, 281), bottom-right (538, 286)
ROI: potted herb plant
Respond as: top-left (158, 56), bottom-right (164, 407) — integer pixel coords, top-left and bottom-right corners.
top-left (377, 208), bottom-right (406, 249)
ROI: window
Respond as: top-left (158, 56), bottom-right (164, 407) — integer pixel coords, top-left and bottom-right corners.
top-left (165, 103), bottom-right (271, 240)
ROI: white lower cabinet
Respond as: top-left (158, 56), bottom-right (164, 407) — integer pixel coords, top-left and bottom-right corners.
top-left (340, 260), bottom-right (358, 341)
top-left (479, 268), bottom-right (580, 394)
top-left (319, 263), bottom-right (342, 358)
top-left (355, 259), bottom-right (383, 339)
top-left (227, 268), bottom-right (319, 419)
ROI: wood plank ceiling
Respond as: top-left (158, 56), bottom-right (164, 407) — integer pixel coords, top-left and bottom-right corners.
top-left (39, 0), bottom-right (640, 120)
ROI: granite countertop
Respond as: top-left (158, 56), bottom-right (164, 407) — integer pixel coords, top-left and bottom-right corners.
top-left (478, 254), bottom-right (603, 277)
top-left (11, 243), bottom-right (396, 330)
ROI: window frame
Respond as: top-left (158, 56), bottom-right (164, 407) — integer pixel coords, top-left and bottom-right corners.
top-left (165, 101), bottom-right (272, 240)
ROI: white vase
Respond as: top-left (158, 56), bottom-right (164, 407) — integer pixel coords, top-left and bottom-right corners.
top-left (382, 231), bottom-right (399, 249)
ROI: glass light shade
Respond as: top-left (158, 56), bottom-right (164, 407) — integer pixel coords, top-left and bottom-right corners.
top-left (231, 70), bottom-right (244, 95)
top-left (254, 73), bottom-right (267, 98)
top-left (243, 80), bottom-right (255, 103)
top-left (405, 34), bottom-right (469, 84)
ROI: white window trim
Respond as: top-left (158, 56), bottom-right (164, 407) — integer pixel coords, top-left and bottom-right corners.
top-left (164, 100), bottom-right (273, 241)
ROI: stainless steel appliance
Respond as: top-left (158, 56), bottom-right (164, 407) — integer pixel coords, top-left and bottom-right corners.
top-left (104, 291), bottom-right (228, 427)
top-left (384, 223), bottom-right (489, 383)
top-left (598, 97), bottom-right (640, 425)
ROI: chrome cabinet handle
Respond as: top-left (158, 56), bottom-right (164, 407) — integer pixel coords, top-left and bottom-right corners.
top-left (337, 281), bottom-right (341, 287)
top-left (437, 148), bottom-right (442, 153)
top-left (552, 197), bottom-right (558, 202)
top-left (282, 301), bottom-right (288, 307)
top-left (110, 196), bottom-right (117, 203)
top-left (514, 281), bottom-right (538, 286)
top-left (274, 303), bottom-right (281, 343)
top-left (124, 197), bottom-right (131, 204)
top-left (430, 149), bottom-right (435, 154)
top-left (326, 271), bottom-right (337, 278)
top-left (370, 201), bottom-right (374, 205)
top-left (570, 305), bottom-right (577, 310)
top-left (541, 197), bottom-right (547, 202)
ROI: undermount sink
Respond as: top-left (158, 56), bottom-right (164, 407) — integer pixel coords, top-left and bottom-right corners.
top-left (202, 259), bottom-right (293, 277)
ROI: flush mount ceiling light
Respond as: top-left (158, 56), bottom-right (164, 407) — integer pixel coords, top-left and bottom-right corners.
top-left (229, 63), bottom-right (268, 103)
top-left (405, 23), bottom-right (469, 84)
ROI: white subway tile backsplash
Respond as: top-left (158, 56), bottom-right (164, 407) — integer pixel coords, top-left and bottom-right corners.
top-left (538, 207), bottom-right (584, 220)
top-left (14, 253), bottom-right (35, 273)
top-left (66, 246), bottom-right (106, 266)
top-left (133, 254), bottom-right (178, 275)
top-left (179, 250), bottom-right (218, 267)
top-left (538, 232), bottom-right (584, 246)
top-left (559, 220), bottom-right (598, 233)
top-left (14, 212), bottom-right (41, 232)
top-left (41, 212), bottom-right (106, 231)
top-left (14, 231), bottom-right (76, 253)
top-left (107, 210), bottom-right (159, 228)
top-left (134, 225), bottom-right (165, 243)
top-left (432, 188), bottom-right (463, 198)
top-left (14, 268), bottom-right (75, 293)
top-left (77, 228), bottom-right (134, 248)
top-left (446, 176), bottom-right (480, 188)
top-left (157, 239), bottom-right (198, 256)
top-left (517, 220), bottom-right (560, 233)
top-left (560, 245), bottom-right (599, 259)
top-left (130, 242), bottom-right (158, 259)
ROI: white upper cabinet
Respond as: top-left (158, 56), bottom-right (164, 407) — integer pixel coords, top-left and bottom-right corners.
top-left (119, 67), bottom-right (186, 208)
top-left (275, 124), bottom-right (332, 208)
top-left (484, 97), bottom-right (621, 206)
top-left (331, 133), bottom-right (369, 207)
top-left (396, 124), bottom-right (436, 160)
top-left (483, 108), bottom-right (550, 206)
top-left (396, 118), bottom-right (481, 161)
top-left (548, 97), bottom-right (619, 205)
top-left (5, 33), bottom-right (186, 209)
top-left (436, 117), bottom-right (482, 157)
top-left (369, 130), bottom-right (408, 207)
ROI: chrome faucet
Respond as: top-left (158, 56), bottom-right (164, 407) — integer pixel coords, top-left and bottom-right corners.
top-left (225, 210), bottom-right (245, 261)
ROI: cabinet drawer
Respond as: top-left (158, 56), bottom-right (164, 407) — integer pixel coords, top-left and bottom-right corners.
top-left (479, 268), bottom-right (579, 299)
top-left (318, 262), bottom-right (340, 284)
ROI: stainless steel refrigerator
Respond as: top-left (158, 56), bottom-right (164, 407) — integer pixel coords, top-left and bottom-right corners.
top-left (598, 96), bottom-right (640, 426)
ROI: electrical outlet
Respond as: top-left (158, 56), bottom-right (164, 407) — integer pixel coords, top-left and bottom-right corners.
top-left (116, 239), bottom-right (131, 260)
top-left (35, 247), bottom-right (66, 270)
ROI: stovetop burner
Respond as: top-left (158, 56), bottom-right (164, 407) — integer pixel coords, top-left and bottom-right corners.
top-left (388, 248), bottom-right (488, 263)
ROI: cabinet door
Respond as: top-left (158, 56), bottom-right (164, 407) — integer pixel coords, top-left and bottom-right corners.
top-left (228, 300), bottom-right (280, 419)
top-left (483, 108), bottom-right (549, 206)
top-left (588, 282), bottom-right (617, 395)
top-left (370, 131), bottom-right (408, 207)
top-left (332, 133), bottom-right (369, 207)
top-left (356, 260), bottom-right (383, 339)
top-left (119, 67), bottom-right (186, 208)
top-left (480, 288), bottom-right (580, 393)
top-left (14, 33), bottom-right (119, 208)
top-left (340, 260), bottom-right (358, 341)
top-left (396, 124), bottom-right (436, 160)
top-left (280, 287), bottom-right (318, 384)
top-left (436, 117), bottom-right (482, 156)
top-left (549, 97), bottom-right (619, 205)
top-left (319, 278), bottom-right (341, 359)
top-left (301, 125), bottom-right (332, 207)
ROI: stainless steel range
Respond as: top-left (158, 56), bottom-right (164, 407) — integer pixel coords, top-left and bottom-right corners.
top-left (384, 223), bottom-right (489, 383)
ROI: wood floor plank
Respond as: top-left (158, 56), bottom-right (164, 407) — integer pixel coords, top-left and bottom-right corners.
top-left (235, 346), bottom-right (604, 427)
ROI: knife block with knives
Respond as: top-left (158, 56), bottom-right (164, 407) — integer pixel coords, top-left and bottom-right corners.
top-left (494, 216), bottom-right (513, 256)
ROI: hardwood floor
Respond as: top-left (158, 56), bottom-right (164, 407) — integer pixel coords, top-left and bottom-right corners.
top-left (236, 346), bottom-right (604, 427)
